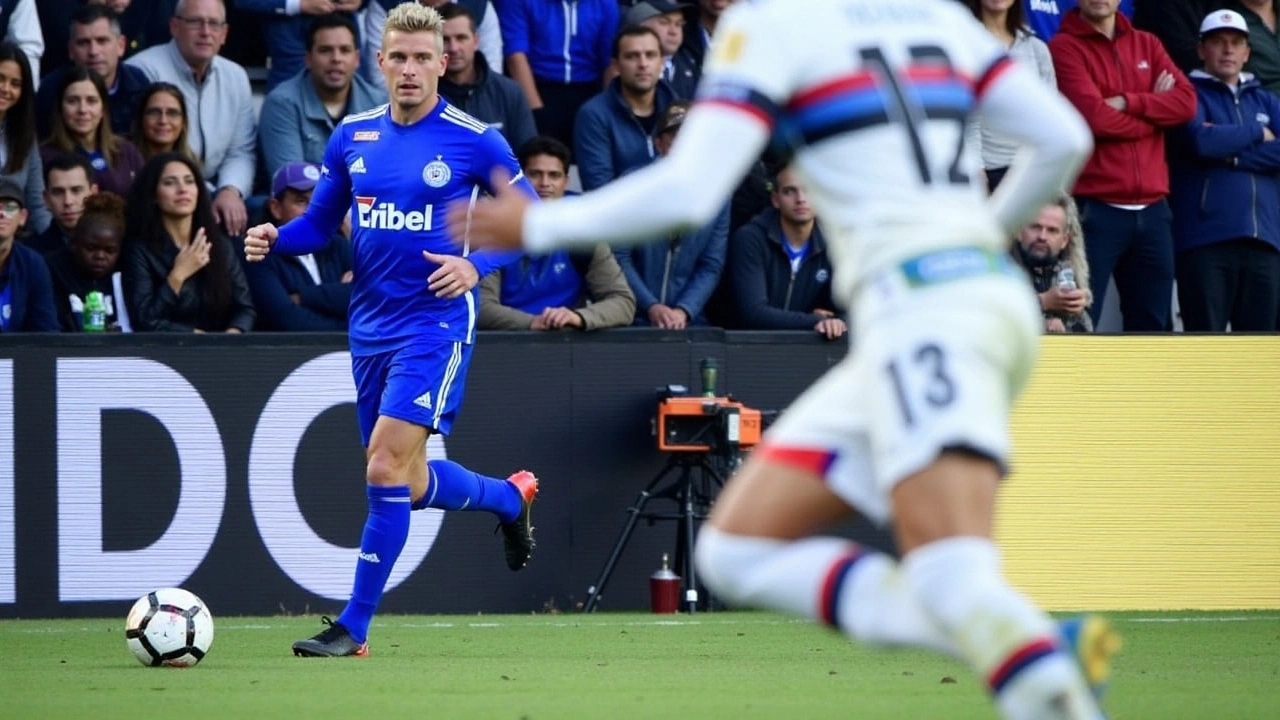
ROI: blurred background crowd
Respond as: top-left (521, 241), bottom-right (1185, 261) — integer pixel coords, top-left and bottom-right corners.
top-left (0, 0), bottom-right (1275, 336)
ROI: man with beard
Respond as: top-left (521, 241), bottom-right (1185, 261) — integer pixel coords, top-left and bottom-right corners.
top-left (1011, 196), bottom-right (1093, 333)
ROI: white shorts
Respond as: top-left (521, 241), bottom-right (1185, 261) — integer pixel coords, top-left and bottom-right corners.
top-left (759, 255), bottom-right (1042, 526)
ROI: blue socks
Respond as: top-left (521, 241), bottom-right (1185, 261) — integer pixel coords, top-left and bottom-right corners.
top-left (337, 485), bottom-right (411, 644)
top-left (413, 459), bottom-right (521, 523)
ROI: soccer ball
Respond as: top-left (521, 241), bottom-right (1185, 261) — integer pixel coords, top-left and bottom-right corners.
top-left (124, 588), bottom-right (215, 667)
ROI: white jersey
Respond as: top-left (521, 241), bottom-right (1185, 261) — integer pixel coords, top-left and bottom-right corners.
top-left (697, 0), bottom-right (1015, 304)
top-left (521, 0), bottom-right (1090, 311)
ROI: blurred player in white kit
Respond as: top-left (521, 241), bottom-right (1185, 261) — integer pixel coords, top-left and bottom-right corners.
top-left (454, 1), bottom-right (1119, 718)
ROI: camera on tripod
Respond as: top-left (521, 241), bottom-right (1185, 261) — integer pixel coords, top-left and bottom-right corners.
top-left (654, 359), bottom-right (766, 457)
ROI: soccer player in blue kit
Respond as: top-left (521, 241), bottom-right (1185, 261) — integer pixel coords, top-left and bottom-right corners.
top-left (244, 2), bottom-right (539, 657)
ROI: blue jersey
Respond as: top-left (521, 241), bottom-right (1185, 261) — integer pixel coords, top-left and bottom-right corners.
top-left (1024, 0), bottom-right (1133, 42)
top-left (274, 99), bottom-right (531, 355)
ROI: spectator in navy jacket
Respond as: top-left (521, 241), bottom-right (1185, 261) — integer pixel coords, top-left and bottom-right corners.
top-left (0, 177), bottom-right (57, 332)
top-left (438, 4), bottom-right (536, 149)
top-left (574, 25), bottom-right (676, 191)
top-left (627, 0), bottom-right (699, 98)
top-left (245, 161), bottom-right (353, 331)
top-left (728, 165), bottom-right (842, 339)
top-left (613, 102), bottom-right (726, 328)
top-left (499, 0), bottom-right (619, 147)
top-left (1169, 10), bottom-right (1280, 332)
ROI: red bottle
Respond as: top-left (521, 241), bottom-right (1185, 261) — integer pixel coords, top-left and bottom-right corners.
top-left (650, 553), bottom-right (681, 614)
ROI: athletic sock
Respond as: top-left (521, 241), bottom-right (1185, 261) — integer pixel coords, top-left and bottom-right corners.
top-left (411, 459), bottom-right (521, 523)
top-left (901, 537), bottom-right (1101, 720)
top-left (336, 484), bottom-right (412, 644)
top-left (694, 527), bottom-right (957, 654)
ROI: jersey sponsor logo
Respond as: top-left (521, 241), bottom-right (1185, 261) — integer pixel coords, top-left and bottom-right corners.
top-left (423, 156), bottom-right (452, 188)
top-left (358, 552), bottom-right (381, 563)
top-left (349, 157), bottom-right (367, 174)
top-left (352, 130), bottom-right (380, 142)
top-left (355, 196), bottom-right (434, 231)
top-left (1029, 0), bottom-right (1059, 13)
top-left (711, 29), bottom-right (746, 65)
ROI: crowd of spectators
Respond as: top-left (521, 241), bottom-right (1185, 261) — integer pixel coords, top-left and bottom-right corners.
top-left (0, 0), bottom-right (1277, 335)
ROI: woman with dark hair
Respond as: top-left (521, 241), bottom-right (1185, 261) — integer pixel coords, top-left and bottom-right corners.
top-left (123, 152), bottom-right (254, 332)
top-left (0, 42), bottom-right (51, 233)
top-left (964, 0), bottom-right (1056, 191)
top-left (41, 67), bottom-right (147, 198)
top-left (46, 191), bottom-right (132, 332)
top-left (132, 82), bottom-right (199, 166)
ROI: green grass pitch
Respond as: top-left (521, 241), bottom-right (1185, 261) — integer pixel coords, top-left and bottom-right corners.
top-left (1, 612), bottom-right (1276, 719)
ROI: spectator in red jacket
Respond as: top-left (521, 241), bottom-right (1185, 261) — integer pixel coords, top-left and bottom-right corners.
top-left (1050, 1), bottom-right (1196, 331)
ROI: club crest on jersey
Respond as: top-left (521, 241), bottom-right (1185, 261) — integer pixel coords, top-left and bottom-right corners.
top-left (423, 156), bottom-right (452, 188)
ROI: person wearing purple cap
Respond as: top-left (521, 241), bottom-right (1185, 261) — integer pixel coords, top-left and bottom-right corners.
top-left (244, 161), bottom-right (354, 331)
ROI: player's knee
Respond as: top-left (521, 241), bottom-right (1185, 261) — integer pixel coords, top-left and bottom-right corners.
top-left (365, 447), bottom-right (411, 487)
top-left (695, 527), bottom-right (775, 606)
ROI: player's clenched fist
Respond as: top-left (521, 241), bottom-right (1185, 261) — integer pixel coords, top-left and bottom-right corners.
top-left (244, 223), bottom-right (279, 262)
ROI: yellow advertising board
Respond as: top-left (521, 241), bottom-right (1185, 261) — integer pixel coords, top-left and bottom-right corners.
top-left (999, 335), bottom-right (1280, 610)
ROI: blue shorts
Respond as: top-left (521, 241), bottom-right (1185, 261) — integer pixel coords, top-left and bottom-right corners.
top-left (350, 341), bottom-right (473, 446)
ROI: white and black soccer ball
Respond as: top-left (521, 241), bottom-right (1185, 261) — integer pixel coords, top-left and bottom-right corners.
top-left (124, 588), bottom-right (215, 667)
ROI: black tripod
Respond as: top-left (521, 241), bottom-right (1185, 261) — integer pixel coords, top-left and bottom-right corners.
top-left (583, 450), bottom-right (735, 613)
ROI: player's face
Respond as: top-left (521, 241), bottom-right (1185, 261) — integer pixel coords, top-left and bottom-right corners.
top-left (306, 26), bottom-right (359, 93)
top-left (522, 154), bottom-right (568, 200)
top-left (155, 161), bottom-right (199, 218)
top-left (1077, 0), bottom-right (1120, 22)
top-left (1018, 205), bottom-right (1068, 262)
top-left (616, 34), bottom-right (662, 95)
top-left (771, 169), bottom-right (813, 225)
top-left (69, 18), bottom-right (125, 83)
top-left (45, 168), bottom-right (96, 232)
top-left (642, 12), bottom-right (684, 57)
top-left (379, 30), bottom-right (447, 111)
top-left (442, 17), bottom-right (477, 75)
top-left (70, 223), bottom-right (123, 280)
top-left (141, 91), bottom-right (184, 148)
top-left (61, 79), bottom-right (105, 140)
top-left (1198, 32), bottom-right (1250, 82)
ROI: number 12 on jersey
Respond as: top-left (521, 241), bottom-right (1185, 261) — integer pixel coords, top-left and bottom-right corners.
top-left (857, 45), bottom-right (970, 187)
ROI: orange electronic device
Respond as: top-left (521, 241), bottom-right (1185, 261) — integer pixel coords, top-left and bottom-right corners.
top-left (656, 395), bottom-right (763, 453)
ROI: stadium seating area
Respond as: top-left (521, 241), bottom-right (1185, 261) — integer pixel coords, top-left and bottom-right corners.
top-left (3, 0), bottom-right (1277, 335)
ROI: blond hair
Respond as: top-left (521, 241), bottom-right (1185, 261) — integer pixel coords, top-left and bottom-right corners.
top-left (1053, 193), bottom-right (1093, 310)
top-left (383, 2), bottom-right (444, 46)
